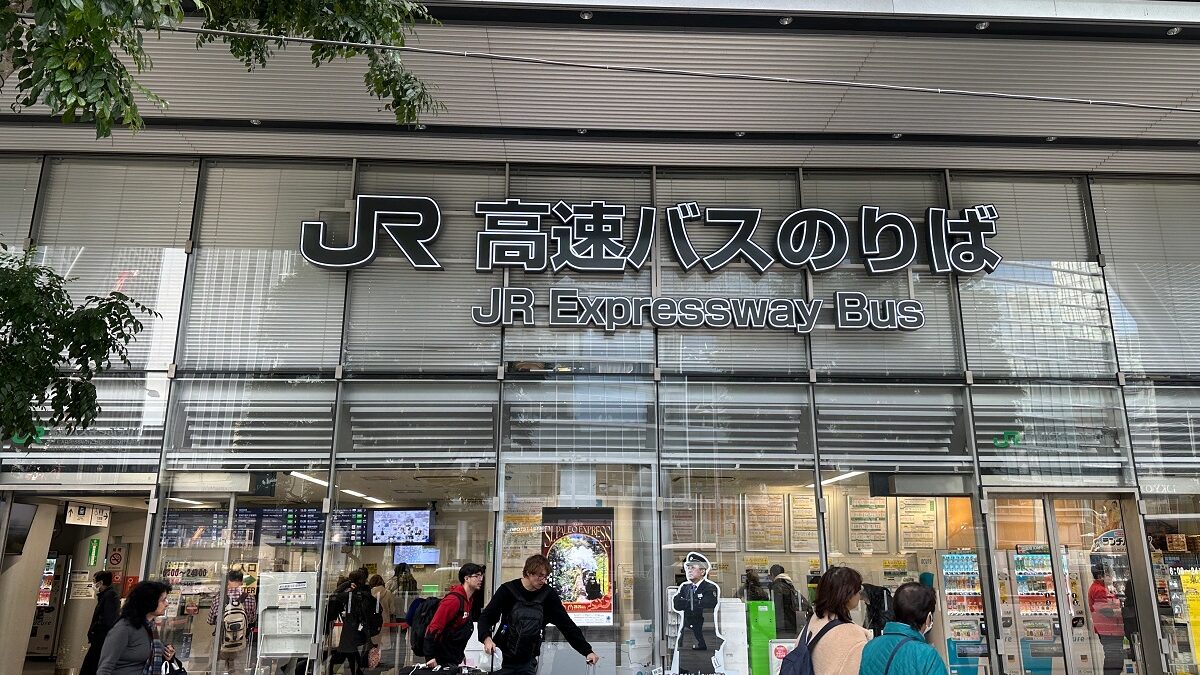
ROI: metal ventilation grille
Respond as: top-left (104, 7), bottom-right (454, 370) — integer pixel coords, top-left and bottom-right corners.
top-left (660, 382), bottom-right (812, 469)
top-left (164, 378), bottom-right (335, 472)
top-left (0, 156), bottom-right (40, 246)
top-left (505, 310), bottom-right (655, 374)
top-left (1, 376), bottom-right (167, 476)
top-left (1125, 387), bottom-right (1200, 475)
top-left (502, 380), bottom-right (655, 463)
top-left (972, 385), bottom-right (1132, 484)
top-left (951, 175), bottom-right (1115, 378)
top-left (1092, 178), bottom-right (1200, 376)
top-left (338, 381), bottom-right (498, 469)
top-left (815, 385), bottom-right (968, 473)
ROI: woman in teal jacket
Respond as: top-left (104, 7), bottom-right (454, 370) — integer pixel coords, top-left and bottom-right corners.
top-left (860, 583), bottom-right (948, 675)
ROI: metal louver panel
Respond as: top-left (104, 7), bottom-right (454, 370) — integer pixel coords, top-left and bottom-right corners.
top-left (656, 170), bottom-right (809, 374)
top-left (181, 161), bottom-right (351, 370)
top-left (339, 381), bottom-right (498, 469)
top-left (0, 156), bottom-right (40, 246)
top-left (1091, 178), bottom-right (1200, 375)
top-left (1125, 387), bottom-right (1200, 475)
top-left (815, 385), bottom-right (968, 473)
top-left (951, 175), bottom-right (1115, 378)
top-left (502, 380), bottom-right (655, 463)
top-left (165, 378), bottom-right (335, 472)
top-left (505, 309), bottom-right (655, 373)
top-left (973, 385), bottom-right (1132, 485)
top-left (660, 381), bottom-right (812, 469)
top-left (803, 172), bottom-right (960, 374)
top-left (34, 157), bottom-right (196, 370)
top-left (38, 157), bottom-right (196, 248)
top-left (345, 162), bottom-right (504, 373)
top-left (1, 376), bottom-right (167, 478)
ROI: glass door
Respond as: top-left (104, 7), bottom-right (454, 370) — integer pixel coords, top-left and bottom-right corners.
top-left (987, 494), bottom-right (1148, 675)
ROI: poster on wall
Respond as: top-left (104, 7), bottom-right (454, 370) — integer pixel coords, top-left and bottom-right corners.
top-left (503, 498), bottom-right (545, 561)
top-left (789, 494), bottom-right (820, 553)
top-left (718, 500), bottom-right (740, 552)
top-left (541, 507), bottom-right (614, 626)
top-left (898, 497), bottom-right (937, 551)
top-left (671, 498), bottom-right (698, 543)
top-left (848, 496), bottom-right (889, 553)
top-left (743, 494), bottom-right (786, 552)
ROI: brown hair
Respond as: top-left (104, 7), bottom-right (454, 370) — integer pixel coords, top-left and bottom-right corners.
top-left (813, 566), bottom-right (862, 623)
top-left (522, 554), bottom-right (551, 577)
top-left (368, 574), bottom-right (385, 588)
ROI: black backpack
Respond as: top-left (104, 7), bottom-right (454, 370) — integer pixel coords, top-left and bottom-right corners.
top-left (410, 591), bottom-right (467, 657)
top-left (499, 586), bottom-right (549, 658)
top-left (780, 618), bottom-right (844, 675)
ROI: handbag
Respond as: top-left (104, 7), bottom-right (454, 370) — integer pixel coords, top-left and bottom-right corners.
top-left (161, 657), bottom-right (188, 675)
top-left (366, 644), bottom-right (381, 668)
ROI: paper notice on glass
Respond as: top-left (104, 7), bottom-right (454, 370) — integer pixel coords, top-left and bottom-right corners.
top-left (848, 496), bottom-right (889, 553)
top-left (275, 609), bottom-right (304, 635)
top-left (744, 494), bottom-right (786, 552)
top-left (898, 497), bottom-right (937, 550)
top-left (789, 494), bottom-right (820, 553)
top-left (278, 592), bottom-right (306, 609)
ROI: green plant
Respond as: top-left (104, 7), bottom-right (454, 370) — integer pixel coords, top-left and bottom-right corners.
top-left (0, 0), bottom-right (440, 138)
top-left (0, 244), bottom-right (158, 442)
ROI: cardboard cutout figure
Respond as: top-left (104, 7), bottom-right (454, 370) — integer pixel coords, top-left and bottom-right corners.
top-left (670, 552), bottom-right (725, 674)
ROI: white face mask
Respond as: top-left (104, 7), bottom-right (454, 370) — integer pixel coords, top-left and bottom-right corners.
top-left (921, 613), bottom-right (934, 635)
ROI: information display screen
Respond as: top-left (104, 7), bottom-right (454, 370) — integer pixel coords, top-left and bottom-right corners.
top-left (331, 509), bottom-right (369, 546)
top-left (393, 545), bottom-right (440, 566)
top-left (160, 509), bottom-right (230, 549)
top-left (369, 509), bottom-right (433, 544)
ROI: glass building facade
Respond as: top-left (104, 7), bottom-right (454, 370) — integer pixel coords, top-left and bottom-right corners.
top-left (3, 154), bottom-right (1200, 675)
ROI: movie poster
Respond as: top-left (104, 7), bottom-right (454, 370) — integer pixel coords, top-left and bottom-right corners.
top-left (542, 507), bottom-right (614, 626)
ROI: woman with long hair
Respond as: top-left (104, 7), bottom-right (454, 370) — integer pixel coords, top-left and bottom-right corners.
top-left (798, 566), bottom-right (872, 675)
top-left (96, 580), bottom-right (174, 675)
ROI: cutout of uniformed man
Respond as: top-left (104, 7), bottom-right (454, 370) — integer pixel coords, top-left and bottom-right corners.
top-left (671, 552), bottom-right (724, 674)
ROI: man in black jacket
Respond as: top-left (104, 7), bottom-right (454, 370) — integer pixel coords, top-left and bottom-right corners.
top-left (672, 552), bottom-right (721, 674)
top-left (80, 570), bottom-right (120, 675)
top-left (479, 554), bottom-right (599, 675)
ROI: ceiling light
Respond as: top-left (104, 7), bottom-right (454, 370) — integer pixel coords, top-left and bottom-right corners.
top-left (169, 497), bottom-right (206, 506)
top-left (365, 496), bottom-right (386, 504)
top-left (779, 16), bottom-right (793, 26)
top-left (975, 21), bottom-right (990, 30)
top-left (580, 10), bottom-right (593, 20)
top-left (249, 119), bottom-right (262, 126)
top-left (821, 470), bottom-right (865, 486)
top-left (891, 133), bottom-right (903, 139)
top-left (735, 131), bottom-right (746, 137)
top-left (290, 471), bottom-right (329, 487)
top-left (577, 128), bottom-right (588, 134)
top-left (340, 489), bottom-right (367, 498)
top-left (1045, 136), bottom-right (1057, 142)
top-left (1167, 26), bottom-right (1183, 36)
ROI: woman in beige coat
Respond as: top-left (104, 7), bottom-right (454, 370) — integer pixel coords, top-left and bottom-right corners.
top-left (798, 566), bottom-right (872, 675)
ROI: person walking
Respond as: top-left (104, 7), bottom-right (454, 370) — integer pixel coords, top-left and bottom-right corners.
top-left (421, 563), bottom-right (485, 669)
top-left (368, 574), bottom-right (397, 667)
top-left (327, 569), bottom-right (381, 675)
top-left (81, 571), bottom-right (121, 675)
top-left (1088, 565), bottom-right (1126, 674)
top-left (799, 566), bottom-right (871, 675)
top-left (859, 582), bottom-right (948, 675)
top-left (96, 580), bottom-right (175, 675)
top-left (478, 554), bottom-right (599, 675)
top-left (208, 569), bottom-right (258, 675)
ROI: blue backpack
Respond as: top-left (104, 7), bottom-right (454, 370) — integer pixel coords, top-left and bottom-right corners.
top-left (780, 618), bottom-right (845, 675)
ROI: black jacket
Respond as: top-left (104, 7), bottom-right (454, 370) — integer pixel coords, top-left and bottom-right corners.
top-left (673, 579), bottom-right (719, 621)
top-left (327, 583), bottom-right (382, 653)
top-left (87, 586), bottom-right (120, 644)
top-left (478, 580), bottom-right (593, 665)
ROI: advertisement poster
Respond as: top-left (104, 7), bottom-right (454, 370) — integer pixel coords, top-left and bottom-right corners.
top-left (898, 497), bottom-right (937, 551)
top-left (789, 494), bottom-right (820, 553)
top-left (744, 494), bottom-right (787, 552)
top-left (1179, 570), bottom-right (1200, 665)
top-left (848, 496), bottom-right (889, 553)
top-left (542, 508), bottom-right (614, 626)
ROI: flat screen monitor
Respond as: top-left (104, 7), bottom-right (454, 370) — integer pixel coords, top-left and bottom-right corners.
top-left (5, 503), bottom-right (37, 556)
top-left (369, 509), bottom-right (432, 545)
top-left (393, 545), bottom-right (440, 566)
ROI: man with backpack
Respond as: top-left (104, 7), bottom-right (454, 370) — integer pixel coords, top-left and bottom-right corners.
top-left (208, 569), bottom-right (258, 675)
top-left (411, 563), bottom-right (486, 669)
top-left (327, 568), bottom-right (383, 675)
top-left (478, 554), bottom-right (600, 675)
top-left (768, 564), bottom-right (809, 640)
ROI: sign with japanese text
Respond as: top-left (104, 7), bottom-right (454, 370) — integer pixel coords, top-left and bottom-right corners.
top-left (301, 196), bottom-right (1002, 333)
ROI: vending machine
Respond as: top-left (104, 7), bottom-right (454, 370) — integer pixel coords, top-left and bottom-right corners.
top-left (936, 551), bottom-right (987, 675)
top-left (27, 552), bottom-right (67, 657)
top-left (1006, 545), bottom-right (1076, 675)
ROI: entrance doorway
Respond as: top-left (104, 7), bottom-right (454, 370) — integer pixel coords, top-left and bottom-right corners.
top-left (0, 492), bottom-right (152, 675)
top-left (987, 493), bottom-right (1152, 675)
